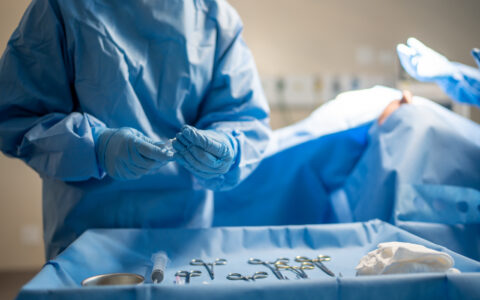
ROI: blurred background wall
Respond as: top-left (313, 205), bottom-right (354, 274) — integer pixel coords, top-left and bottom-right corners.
top-left (0, 0), bottom-right (44, 271)
top-left (0, 0), bottom-right (479, 271)
top-left (229, 0), bottom-right (480, 128)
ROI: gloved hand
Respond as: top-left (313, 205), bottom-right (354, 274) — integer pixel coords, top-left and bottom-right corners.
top-left (94, 127), bottom-right (174, 180)
top-left (472, 48), bottom-right (480, 68)
top-left (172, 125), bottom-right (237, 179)
top-left (397, 37), bottom-right (457, 82)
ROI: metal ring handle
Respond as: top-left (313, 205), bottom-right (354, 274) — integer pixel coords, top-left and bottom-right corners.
top-left (253, 271), bottom-right (268, 280)
top-left (190, 270), bottom-right (202, 277)
top-left (190, 259), bottom-right (206, 265)
top-left (227, 273), bottom-right (244, 280)
top-left (295, 256), bottom-right (310, 263)
top-left (316, 255), bottom-right (331, 261)
top-left (248, 258), bottom-right (263, 264)
top-left (215, 258), bottom-right (227, 265)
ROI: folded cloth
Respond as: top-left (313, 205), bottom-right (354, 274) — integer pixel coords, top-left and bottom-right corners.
top-left (356, 242), bottom-right (459, 275)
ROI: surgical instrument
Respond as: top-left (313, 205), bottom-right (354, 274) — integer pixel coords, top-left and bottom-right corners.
top-left (275, 261), bottom-right (314, 279)
top-left (227, 272), bottom-right (268, 282)
top-left (190, 258), bottom-right (227, 280)
top-left (295, 255), bottom-right (335, 277)
top-left (175, 270), bottom-right (202, 284)
top-left (151, 251), bottom-right (168, 283)
top-left (248, 258), bottom-right (289, 280)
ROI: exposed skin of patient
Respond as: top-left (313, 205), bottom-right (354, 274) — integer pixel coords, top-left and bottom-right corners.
top-left (378, 90), bottom-right (413, 125)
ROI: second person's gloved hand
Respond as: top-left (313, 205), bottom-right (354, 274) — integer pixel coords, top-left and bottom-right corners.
top-left (472, 48), bottom-right (480, 68)
top-left (397, 37), bottom-right (457, 82)
top-left (397, 38), bottom-right (480, 106)
top-left (172, 125), bottom-right (238, 180)
top-left (94, 127), bottom-right (174, 180)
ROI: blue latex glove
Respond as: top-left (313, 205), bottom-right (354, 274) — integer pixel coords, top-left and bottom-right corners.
top-left (172, 125), bottom-right (237, 180)
top-left (473, 48), bottom-right (480, 68)
top-left (94, 127), bottom-right (174, 180)
top-left (397, 38), bottom-right (456, 81)
top-left (397, 38), bottom-right (480, 106)
top-left (397, 38), bottom-right (480, 105)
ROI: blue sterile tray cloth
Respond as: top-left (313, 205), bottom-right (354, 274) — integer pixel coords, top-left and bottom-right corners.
top-left (16, 220), bottom-right (480, 300)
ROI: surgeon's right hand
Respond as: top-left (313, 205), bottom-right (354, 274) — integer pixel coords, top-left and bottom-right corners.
top-left (172, 125), bottom-right (237, 180)
top-left (397, 37), bottom-right (456, 82)
top-left (94, 127), bottom-right (174, 180)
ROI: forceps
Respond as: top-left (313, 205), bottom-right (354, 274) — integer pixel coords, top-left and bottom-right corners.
top-left (175, 270), bottom-right (201, 284)
top-left (275, 261), bottom-right (314, 279)
top-left (227, 272), bottom-right (268, 282)
top-left (190, 258), bottom-right (227, 280)
top-left (248, 258), bottom-right (289, 280)
top-left (295, 255), bottom-right (335, 277)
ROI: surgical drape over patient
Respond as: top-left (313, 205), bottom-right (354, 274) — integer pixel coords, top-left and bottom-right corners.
top-left (215, 87), bottom-right (480, 238)
top-left (0, 0), bottom-right (270, 259)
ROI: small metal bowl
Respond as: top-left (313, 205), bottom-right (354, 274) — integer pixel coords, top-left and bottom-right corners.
top-left (82, 273), bottom-right (145, 286)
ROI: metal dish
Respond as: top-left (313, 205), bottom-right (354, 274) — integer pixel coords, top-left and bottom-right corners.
top-left (81, 273), bottom-right (144, 286)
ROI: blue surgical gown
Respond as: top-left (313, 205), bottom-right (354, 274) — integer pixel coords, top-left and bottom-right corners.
top-left (440, 62), bottom-right (480, 106)
top-left (0, 0), bottom-right (270, 259)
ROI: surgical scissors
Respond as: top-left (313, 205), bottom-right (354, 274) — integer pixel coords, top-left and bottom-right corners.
top-left (274, 261), bottom-right (314, 279)
top-left (175, 270), bottom-right (201, 284)
top-left (295, 255), bottom-right (335, 277)
top-left (227, 272), bottom-right (268, 282)
top-left (190, 258), bottom-right (227, 280)
top-left (248, 258), bottom-right (289, 280)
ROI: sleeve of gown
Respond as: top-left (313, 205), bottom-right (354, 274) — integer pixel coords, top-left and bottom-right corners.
top-left (193, 1), bottom-right (271, 191)
top-left (0, 0), bottom-right (105, 181)
top-left (436, 62), bottom-right (480, 106)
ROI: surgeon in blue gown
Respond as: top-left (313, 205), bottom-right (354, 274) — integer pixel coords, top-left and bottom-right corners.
top-left (397, 37), bottom-right (480, 106)
top-left (0, 0), bottom-right (270, 259)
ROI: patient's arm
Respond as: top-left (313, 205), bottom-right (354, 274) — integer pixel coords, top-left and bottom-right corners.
top-left (378, 90), bottom-right (413, 125)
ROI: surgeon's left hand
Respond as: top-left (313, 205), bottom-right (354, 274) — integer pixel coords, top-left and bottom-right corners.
top-left (172, 125), bottom-right (237, 179)
top-left (397, 37), bottom-right (456, 82)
